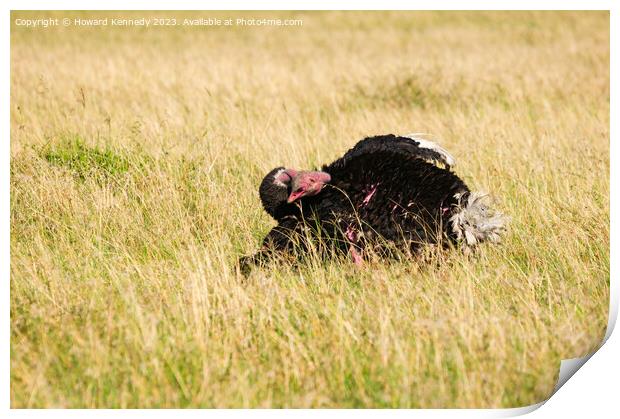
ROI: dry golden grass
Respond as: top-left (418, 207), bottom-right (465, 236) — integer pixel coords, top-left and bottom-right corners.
top-left (10, 11), bottom-right (609, 408)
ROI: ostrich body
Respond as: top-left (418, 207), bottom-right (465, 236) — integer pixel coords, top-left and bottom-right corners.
top-left (241, 134), bottom-right (505, 273)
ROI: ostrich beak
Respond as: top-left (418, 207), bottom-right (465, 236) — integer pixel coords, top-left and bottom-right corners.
top-left (287, 190), bottom-right (304, 204)
top-left (287, 170), bottom-right (331, 203)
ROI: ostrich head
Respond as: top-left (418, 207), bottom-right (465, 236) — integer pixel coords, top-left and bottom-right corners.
top-left (259, 167), bottom-right (331, 219)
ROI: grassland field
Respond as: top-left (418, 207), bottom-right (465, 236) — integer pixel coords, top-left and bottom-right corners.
top-left (10, 11), bottom-right (609, 408)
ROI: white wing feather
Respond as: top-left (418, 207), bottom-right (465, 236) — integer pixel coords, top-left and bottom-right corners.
top-left (403, 133), bottom-right (456, 167)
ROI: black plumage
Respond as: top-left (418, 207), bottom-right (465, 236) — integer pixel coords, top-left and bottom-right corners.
top-left (240, 134), bottom-right (505, 273)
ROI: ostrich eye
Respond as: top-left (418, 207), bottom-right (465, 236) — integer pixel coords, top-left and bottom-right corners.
top-left (275, 171), bottom-right (292, 185)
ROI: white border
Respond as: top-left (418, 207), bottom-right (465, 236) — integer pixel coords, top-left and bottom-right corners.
top-left (3, 1), bottom-right (616, 417)
top-left (2, 0), bottom-right (617, 10)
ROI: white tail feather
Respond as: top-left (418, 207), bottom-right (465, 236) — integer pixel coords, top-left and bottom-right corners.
top-left (449, 192), bottom-right (508, 247)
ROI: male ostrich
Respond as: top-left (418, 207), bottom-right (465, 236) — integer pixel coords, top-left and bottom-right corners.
top-left (240, 134), bottom-right (506, 273)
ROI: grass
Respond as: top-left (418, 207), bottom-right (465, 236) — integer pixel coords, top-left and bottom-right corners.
top-left (10, 11), bottom-right (609, 408)
top-left (41, 136), bottom-right (131, 182)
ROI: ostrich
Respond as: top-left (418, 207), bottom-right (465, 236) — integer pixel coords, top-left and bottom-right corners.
top-left (240, 134), bottom-right (506, 273)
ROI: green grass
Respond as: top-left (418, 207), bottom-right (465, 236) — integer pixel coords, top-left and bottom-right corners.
top-left (41, 137), bottom-right (130, 182)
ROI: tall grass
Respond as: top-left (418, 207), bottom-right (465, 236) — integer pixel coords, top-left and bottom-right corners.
top-left (10, 11), bottom-right (609, 407)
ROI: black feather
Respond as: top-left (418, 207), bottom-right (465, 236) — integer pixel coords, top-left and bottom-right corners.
top-left (242, 135), bottom-right (474, 272)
